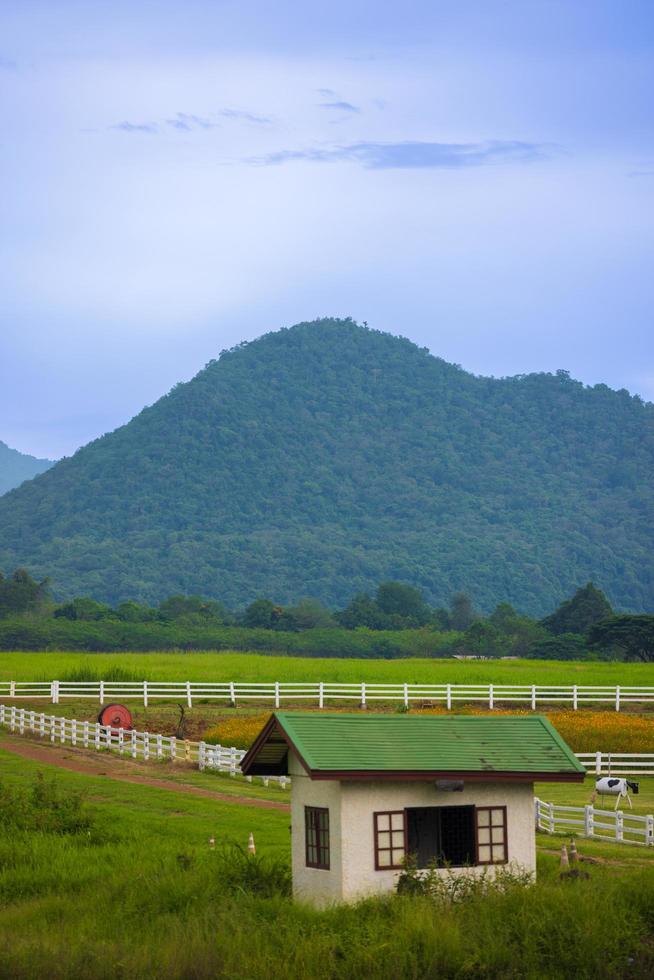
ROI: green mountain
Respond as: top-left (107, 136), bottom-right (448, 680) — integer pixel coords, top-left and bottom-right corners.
top-left (0, 440), bottom-right (54, 496)
top-left (0, 318), bottom-right (652, 614)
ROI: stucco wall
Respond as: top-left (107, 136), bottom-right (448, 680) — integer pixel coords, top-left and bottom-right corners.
top-left (288, 752), bottom-right (343, 905)
top-left (289, 753), bottom-right (536, 906)
top-left (339, 779), bottom-right (536, 902)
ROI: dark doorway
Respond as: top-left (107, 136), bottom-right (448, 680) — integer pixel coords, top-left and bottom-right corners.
top-left (406, 806), bottom-right (476, 868)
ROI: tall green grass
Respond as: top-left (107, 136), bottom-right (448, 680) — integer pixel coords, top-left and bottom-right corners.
top-left (2, 651), bottom-right (653, 686)
top-left (1, 750), bottom-right (654, 978)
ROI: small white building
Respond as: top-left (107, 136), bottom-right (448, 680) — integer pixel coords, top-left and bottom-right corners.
top-left (241, 712), bottom-right (585, 906)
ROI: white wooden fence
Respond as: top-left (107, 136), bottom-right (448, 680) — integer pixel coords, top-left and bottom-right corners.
top-left (2, 680), bottom-right (654, 710)
top-left (535, 797), bottom-right (654, 847)
top-left (0, 704), bottom-right (287, 789)
top-left (576, 752), bottom-right (654, 776)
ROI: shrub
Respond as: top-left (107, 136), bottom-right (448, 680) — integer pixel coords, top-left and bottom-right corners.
top-left (212, 843), bottom-right (291, 897)
top-left (0, 772), bottom-right (95, 836)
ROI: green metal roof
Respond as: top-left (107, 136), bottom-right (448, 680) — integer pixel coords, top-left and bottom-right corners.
top-left (241, 712), bottom-right (586, 780)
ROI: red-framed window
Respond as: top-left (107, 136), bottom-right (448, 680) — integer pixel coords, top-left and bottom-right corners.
top-left (305, 806), bottom-right (330, 870)
top-left (475, 806), bottom-right (508, 865)
top-left (373, 811), bottom-right (406, 869)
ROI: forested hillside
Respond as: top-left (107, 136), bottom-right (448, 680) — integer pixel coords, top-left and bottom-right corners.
top-left (0, 440), bottom-right (53, 496)
top-left (0, 319), bottom-right (652, 613)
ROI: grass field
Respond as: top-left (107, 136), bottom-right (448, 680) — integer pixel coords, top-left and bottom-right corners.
top-left (2, 651), bottom-right (654, 686)
top-left (1, 743), bottom-right (654, 979)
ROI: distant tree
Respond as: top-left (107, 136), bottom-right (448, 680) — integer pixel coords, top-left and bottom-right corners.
top-left (488, 602), bottom-right (546, 657)
top-left (587, 615), bottom-right (654, 662)
top-left (54, 597), bottom-right (113, 621)
top-left (0, 568), bottom-right (50, 618)
top-left (277, 598), bottom-right (336, 631)
top-left (541, 582), bottom-right (613, 636)
top-left (115, 600), bottom-right (157, 623)
top-left (431, 607), bottom-right (451, 631)
top-left (528, 633), bottom-right (587, 660)
top-left (449, 592), bottom-right (474, 631)
top-left (489, 603), bottom-right (519, 632)
top-left (455, 620), bottom-right (504, 657)
top-left (158, 594), bottom-right (230, 623)
top-left (375, 581), bottom-right (430, 625)
top-left (336, 593), bottom-right (387, 630)
top-left (241, 598), bottom-right (282, 629)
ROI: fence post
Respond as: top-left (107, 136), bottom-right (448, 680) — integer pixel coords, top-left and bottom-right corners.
top-left (573, 685), bottom-right (578, 710)
top-left (118, 728), bottom-right (124, 755)
top-left (9, 681), bottom-right (15, 699)
top-left (186, 682), bottom-right (192, 709)
top-left (184, 740), bottom-right (191, 762)
top-left (488, 684), bottom-right (494, 710)
top-left (170, 736), bottom-right (177, 762)
top-left (646, 814), bottom-right (654, 847)
top-left (143, 733), bottom-right (150, 761)
top-left (274, 681), bottom-right (280, 709)
top-left (40, 713), bottom-right (45, 738)
top-left (616, 810), bottom-right (624, 843)
top-left (229, 681), bottom-right (236, 707)
top-left (131, 730), bottom-right (137, 759)
top-left (548, 802), bottom-right (555, 834)
top-left (52, 680), bottom-right (59, 705)
top-left (584, 805), bottom-right (594, 838)
top-left (156, 733), bottom-right (163, 760)
top-left (18, 708), bottom-right (25, 735)
top-left (319, 682), bottom-right (324, 709)
top-left (198, 741), bottom-right (206, 771)
top-left (403, 683), bottom-right (409, 709)
top-left (446, 683), bottom-right (452, 711)
top-left (99, 680), bottom-right (105, 706)
top-left (72, 718), bottom-right (77, 746)
top-left (143, 681), bottom-right (148, 708)
top-left (595, 751), bottom-right (602, 775)
top-left (531, 685), bottom-right (536, 711)
top-left (82, 720), bottom-right (89, 747)
top-left (94, 724), bottom-right (100, 750)
top-left (615, 686), bottom-right (621, 712)
top-left (361, 682), bottom-right (366, 709)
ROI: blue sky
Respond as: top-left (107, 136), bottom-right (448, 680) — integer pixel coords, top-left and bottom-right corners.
top-left (1, 0), bottom-right (653, 458)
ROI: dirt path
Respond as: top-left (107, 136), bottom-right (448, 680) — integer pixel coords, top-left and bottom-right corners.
top-left (0, 735), bottom-right (290, 812)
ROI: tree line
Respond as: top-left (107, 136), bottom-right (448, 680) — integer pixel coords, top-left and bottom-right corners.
top-left (0, 568), bottom-right (651, 661)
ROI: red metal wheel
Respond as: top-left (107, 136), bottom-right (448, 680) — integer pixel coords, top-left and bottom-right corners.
top-left (98, 703), bottom-right (133, 730)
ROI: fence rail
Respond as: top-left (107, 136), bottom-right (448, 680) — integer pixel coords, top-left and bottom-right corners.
top-left (576, 752), bottom-right (654, 776)
top-left (2, 680), bottom-right (654, 710)
top-left (0, 704), bottom-right (286, 789)
top-left (535, 797), bottom-right (654, 846)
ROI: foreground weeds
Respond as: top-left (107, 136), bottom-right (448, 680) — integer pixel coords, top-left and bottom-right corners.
top-left (1, 769), bottom-right (654, 979)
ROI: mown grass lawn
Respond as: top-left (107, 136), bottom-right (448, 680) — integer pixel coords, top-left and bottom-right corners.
top-left (2, 650), bottom-right (654, 687)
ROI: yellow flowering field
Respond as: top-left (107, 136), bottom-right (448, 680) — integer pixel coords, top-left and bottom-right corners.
top-left (546, 710), bottom-right (654, 753)
top-left (203, 713), bottom-right (272, 749)
top-left (203, 707), bottom-right (654, 753)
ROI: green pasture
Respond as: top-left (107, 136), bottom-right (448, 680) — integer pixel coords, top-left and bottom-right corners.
top-left (2, 651), bottom-right (654, 686)
top-left (3, 746), bottom-right (654, 977)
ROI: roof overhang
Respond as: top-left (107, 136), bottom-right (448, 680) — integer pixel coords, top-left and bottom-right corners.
top-left (239, 713), bottom-right (586, 783)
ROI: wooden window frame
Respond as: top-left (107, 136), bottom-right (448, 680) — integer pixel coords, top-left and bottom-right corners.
top-left (304, 805), bottom-right (330, 870)
top-left (474, 805), bottom-right (508, 866)
top-left (373, 810), bottom-right (406, 870)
